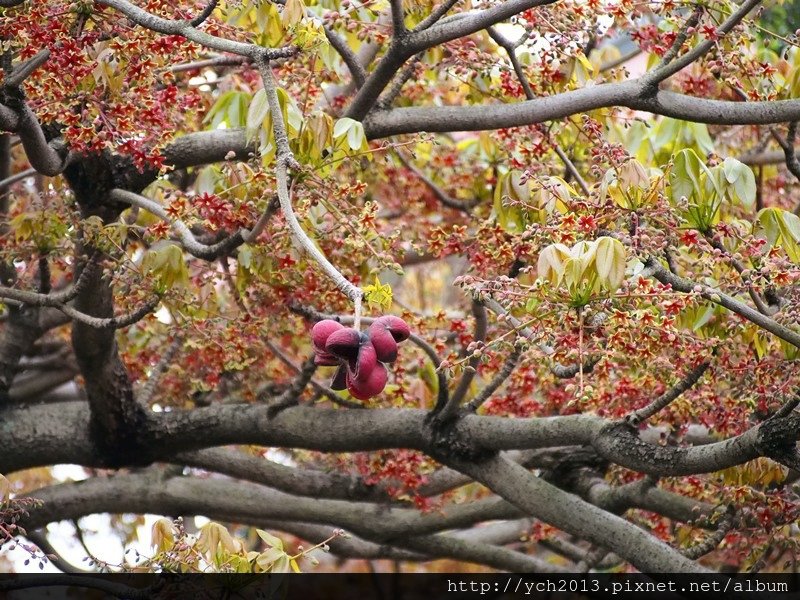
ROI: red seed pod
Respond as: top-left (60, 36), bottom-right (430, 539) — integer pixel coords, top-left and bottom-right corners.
top-left (350, 342), bottom-right (378, 382)
top-left (372, 316), bottom-right (410, 343)
top-left (325, 327), bottom-right (362, 361)
top-left (311, 320), bottom-right (344, 352)
top-left (347, 362), bottom-right (388, 400)
top-left (314, 352), bottom-right (340, 366)
top-left (367, 323), bottom-right (398, 363)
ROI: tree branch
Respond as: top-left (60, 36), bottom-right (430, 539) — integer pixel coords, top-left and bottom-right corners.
top-left (110, 188), bottom-right (245, 260)
top-left (642, 0), bottom-right (761, 86)
top-left (413, 0), bottom-right (461, 32)
top-left (364, 82), bottom-right (800, 138)
top-left (645, 257), bottom-right (800, 349)
top-left (627, 361), bottom-right (711, 425)
top-left (438, 453), bottom-right (710, 572)
top-left (254, 56), bottom-right (363, 321)
top-left (97, 0), bottom-right (296, 59)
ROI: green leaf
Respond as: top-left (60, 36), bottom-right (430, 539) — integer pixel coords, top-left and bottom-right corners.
top-left (257, 529), bottom-right (284, 551)
top-left (142, 244), bottom-right (189, 292)
top-left (333, 117), bottom-right (357, 139)
top-left (670, 148), bottom-right (705, 201)
top-left (594, 236), bottom-right (626, 292)
top-left (0, 474), bottom-right (9, 502)
top-left (537, 243), bottom-right (571, 286)
top-left (721, 157), bottom-right (756, 208)
top-left (757, 207), bottom-right (782, 245)
top-left (333, 117), bottom-right (366, 152)
top-left (346, 121), bottom-right (365, 151)
top-left (692, 303), bottom-right (716, 332)
top-left (757, 207), bottom-right (800, 262)
top-left (782, 211), bottom-right (800, 242)
top-left (246, 89), bottom-right (269, 142)
top-left (688, 121), bottom-right (715, 156)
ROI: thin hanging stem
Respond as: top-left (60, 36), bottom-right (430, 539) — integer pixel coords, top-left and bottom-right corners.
top-left (254, 54), bottom-right (364, 327)
top-left (578, 306), bottom-right (584, 396)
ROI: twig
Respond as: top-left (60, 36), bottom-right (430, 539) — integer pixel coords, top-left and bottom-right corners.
top-left (110, 189), bottom-right (244, 260)
top-left (465, 346), bottom-right (520, 412)
top-left (189, 0), bottom-right (218, 27)
top-left (98, 0), bottom-right (297, 59)
top-left (646, 257), bottom-right (800, 349)
top-left (266, 354), bottom-right (318, 417)
top-left (59, 294), bottom-right (161, 330)
top-left (0, 167), bottom-right (35, 191)
top-left (413, 0), bottom-right (460, 32)
top-left (657, 7), bottom-right (703, 67)
top-left (704, 233), bottom-right (775, 316)
top-left (487, 26), bottom-right (590, 195)
top-left (3, 49), bottom-right (50, 88)
top-left (626, 361), bottom-right (711, 425)
top-left (377, 53), bottom-right (422, 109)
top-left (642, 0), bottom-right (761, 86)
top-left (395, 149), bottom-right (476, 212)
top-left (770, 122), bottom-right (800, 213)
top-left (265, 340), bottom-right (362, 409)
top-left (436, 300), bottom-right (486, 420)
top-left (324, 26), bottom-right (367, 87)
top-left (139, 334), bottom-right (184, 405)
top-left (169, 55), bottom-right (248, 73)
top-left (682, 506), bottom-right (735, 560)
top-left (240, 194), bottom-right (280, 245)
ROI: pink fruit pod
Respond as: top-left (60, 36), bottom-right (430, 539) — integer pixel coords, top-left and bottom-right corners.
top-left (311, 320), bottom-right (344, 352)
top-left (367, 323), bottom-right (398, 363)
top-left (372, 316), bottom-right (410, 342)
top-left (349, 342), bottom-right (377, 382)
top-left (314, 352), bottom-right (340, 366)
top-left (347, 362), bottom-right (388, 400)
top-left (325, 327), bottom-right (362, 362)
top-left (368, 316), bottom-right (410, 362)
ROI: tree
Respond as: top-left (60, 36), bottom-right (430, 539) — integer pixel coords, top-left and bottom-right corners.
top-left (1, 0), bottom-right (800, 575)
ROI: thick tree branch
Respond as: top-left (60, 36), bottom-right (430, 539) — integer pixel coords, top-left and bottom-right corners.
top-left (438, 453), bottom-right (710, 572)
top-left (364, 82), bottom-right (800, 138)
top-left (21, 472), bottom-right (565, 572)
top-left (5, 400), bottom-right (797, 483)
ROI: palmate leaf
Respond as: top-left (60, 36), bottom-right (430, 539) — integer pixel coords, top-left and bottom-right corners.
top-left (595, 236), bottom-right (626, 292)
top-left (757, 207), bottom-right (800, 262)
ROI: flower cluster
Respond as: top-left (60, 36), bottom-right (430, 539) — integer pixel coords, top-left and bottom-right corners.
top-left (312, 317), bottom-right (410, 399)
